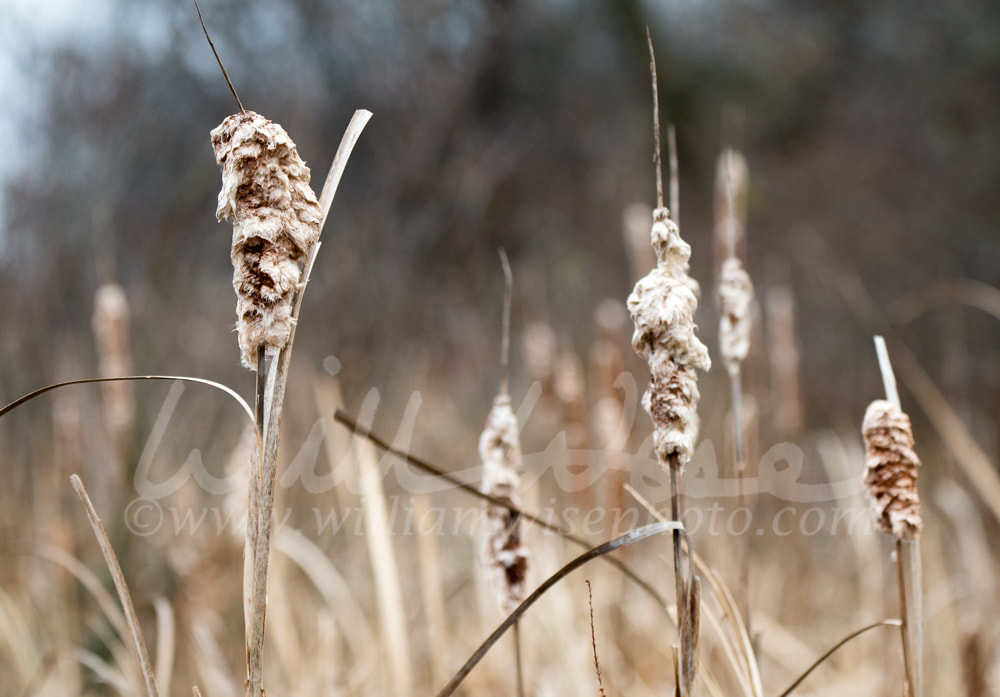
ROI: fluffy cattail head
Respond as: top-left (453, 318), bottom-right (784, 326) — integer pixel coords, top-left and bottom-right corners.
top-left (862, 400), bottom-right (922, 540)
top-left (718, 256), bottom-right (753, 377)
top-left (628, 208), bottom-right (711, 467)
top-left (211, 111), bottom-right (323, 369)
top-left (479, 394), bottom-right (529, 614)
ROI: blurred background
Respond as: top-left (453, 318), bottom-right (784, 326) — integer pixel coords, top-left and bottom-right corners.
top-left (1, 0), bottom-right (999, 695)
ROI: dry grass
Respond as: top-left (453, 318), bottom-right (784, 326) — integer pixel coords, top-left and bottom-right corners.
top-left (0, 26), bottom-right (998, 697)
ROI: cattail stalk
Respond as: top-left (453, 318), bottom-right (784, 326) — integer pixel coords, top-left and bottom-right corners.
top-left (212, 110), bottom-right (322, 696)
top-left (480, 396), bottom-right (529, 689)
top-left (480, 250), bottom-right (529, 696)
top-left (92, 283), bottom-right (134, 462)
top-left (864, 335), bottom-right (923, 697)
top-left (629, 31), bottom-right (710, 696)
top-left (211, 104), bottom-right (372, 697)
top-left (715, 149), bottom-right (755, 631)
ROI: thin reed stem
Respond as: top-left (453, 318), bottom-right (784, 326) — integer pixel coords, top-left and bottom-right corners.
top-left (70, 475), bottom-right (160, 697)
top-left (895, 538), bottom-right (914, 697)
top-left (730, 371), bottom-right (750, 632)
top-left (255, 347), bottom-right (266, 431)
top-left (586, 580), bottom-right (608, 697)
top-left (646, 28), bottom-right (663, 210)
top-left (667, 452), bottom-right (693, 696)
top-left (902, 539), bottom-right (923, 697)
top-left (244, 347), bottom-right (266, 665)
top-left (498, 248), bottom-right (513, 396)
top-left (668, 124), bottom-right (679, 223)
top-left (777, 620), bottom-right (903, 697)
top-left (434, 522), bottom-right (683, 697)
top-left (191, 0), bottom-right (244, 113)
top-left (513, 621), bottom-right (524, 697)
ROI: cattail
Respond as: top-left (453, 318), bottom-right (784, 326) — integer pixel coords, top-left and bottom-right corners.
top-left (211, 110), bottom-right (322, 369)
top-left (627, 207), bottom-right (711, 467)
top-left (718, 257), bottom-right (753, 378)
top-left (714, 148), bottom-right (756, 631)
top-left (866, 337), bottom-right (924, 697)
top-left (862, 399), bottom-right (923, 540)
top-left (92, 282), bottom-right (134, 453)
top-left (480, 394), bottom-right (529, 614)
top-left (481, 251), bottom-right (529, 618)
top-left (636, 37), bottom-right (706, 696)
top-left (715, 149), bottom-right (754, 378)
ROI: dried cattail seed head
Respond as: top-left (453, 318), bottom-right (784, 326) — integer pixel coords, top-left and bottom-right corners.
top-left (211, 110), bottom-right (322, 369)
top-left (479, 394), bottom-right (529, 615)
top-left (862, 400), bottom-right (923, 540)
top-left (718, 256), bottom-right (753, 377)
top-left (628, 208), bottom-right (711, 467)
top-left (93, 284), bottom-right (131, 370)
top-left (92, 283), bottom-right (134, 442)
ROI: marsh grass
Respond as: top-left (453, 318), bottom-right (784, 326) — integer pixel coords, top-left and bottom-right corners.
top-left (0, 28), bottom-right (998, 697)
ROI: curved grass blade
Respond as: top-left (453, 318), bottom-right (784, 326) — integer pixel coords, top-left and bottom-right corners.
top-left (71, 475), bottom-right (160, 697)
top-left (434, 522), bottom-right (682, 697)
top-left (0, 375), bottom-right (253, 423)
top-left (777, 619), bottom-right (902, 697)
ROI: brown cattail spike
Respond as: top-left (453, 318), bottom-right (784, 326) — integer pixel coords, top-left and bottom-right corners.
top-left (862, 400), bottom-right (923, 540)
top-left (628, 208), bottom-right (711, 467)
top-left (716, 150), bottom-right (753, 377)
top-left (480, 394), bottom-right (529, 614)
top-left (718, 257), bottom-right (753, 377)
top-left (211, 111), bottom-right (322, 369)
top-left (93, 283), bottom-right (134, 453)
